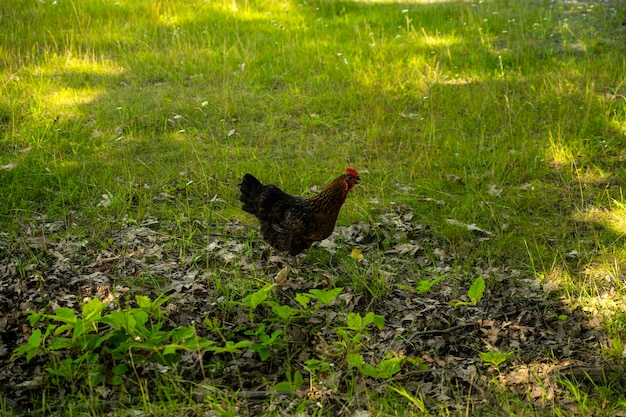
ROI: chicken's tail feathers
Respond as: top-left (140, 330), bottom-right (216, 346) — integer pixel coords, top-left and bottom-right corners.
top-left (239, 174), bottom-right (264, 213)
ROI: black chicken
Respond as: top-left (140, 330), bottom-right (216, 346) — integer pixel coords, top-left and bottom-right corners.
top-left (239, 168), bottom-right (360, 256)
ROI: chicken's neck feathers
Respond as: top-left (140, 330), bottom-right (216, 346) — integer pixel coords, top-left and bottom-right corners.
top-left (303, 183), bottom-right (347, 214)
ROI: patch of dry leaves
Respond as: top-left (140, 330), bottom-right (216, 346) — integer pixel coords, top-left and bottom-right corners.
top-left (0, 210), bottom-right (623, 415)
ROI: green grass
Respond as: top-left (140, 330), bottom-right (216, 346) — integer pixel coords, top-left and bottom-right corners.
top-left (2, 0), bottom-right (626, 415)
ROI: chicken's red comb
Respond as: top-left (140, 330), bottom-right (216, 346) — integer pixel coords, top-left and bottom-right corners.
top-left (346, 168), bottom-right (359, 177)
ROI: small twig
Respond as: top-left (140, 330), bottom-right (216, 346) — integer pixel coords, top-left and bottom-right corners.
top-left (408, 321), bottom-right (476, 341)
top-left (407, 309), bottom-right (521, 342)
top-left (235, 390), bottom-right (304, 400)
top-left (557, 365), bottom-right (623, 384)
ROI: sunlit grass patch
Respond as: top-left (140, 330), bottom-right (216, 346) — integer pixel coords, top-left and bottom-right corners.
top-left (583, 200), bottom-right (626, 236)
